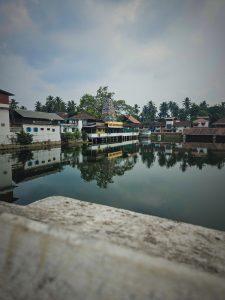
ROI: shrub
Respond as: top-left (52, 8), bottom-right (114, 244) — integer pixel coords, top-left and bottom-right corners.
top-left (61, 130), bottom-right (81, 143)
top-left (82, 130), bottom-right (88, 141)
top-left (16, 131), bottom-right (33, 145)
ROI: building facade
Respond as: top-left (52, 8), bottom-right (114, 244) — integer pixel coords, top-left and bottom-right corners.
top-left (11, 110), bottom-right (63, 143)
top-left (0, 89), bottom-right (14, 144)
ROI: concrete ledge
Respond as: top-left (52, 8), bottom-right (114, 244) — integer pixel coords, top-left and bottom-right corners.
top-left (0, 197), bottom-right (225, 278)
top-left (0, 213), bottom-right (225, 300)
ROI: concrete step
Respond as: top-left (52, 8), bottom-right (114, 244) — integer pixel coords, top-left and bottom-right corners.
top-left (0, 212), bottom-right (225, 300)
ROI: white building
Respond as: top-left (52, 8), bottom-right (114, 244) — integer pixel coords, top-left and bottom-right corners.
top-left (165, 117), bottom-right (175, 131)
top-left (11, 110), bottom-right (63, 143)
top-left (0, 89), bottom-right (14, 144)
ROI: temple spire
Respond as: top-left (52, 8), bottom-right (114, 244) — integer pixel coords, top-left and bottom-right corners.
top-left (101, 96), bottom-right (116, 121)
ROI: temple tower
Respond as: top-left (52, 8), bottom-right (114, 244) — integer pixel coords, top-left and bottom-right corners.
top-left (101, 96), bottom-right (116, 121)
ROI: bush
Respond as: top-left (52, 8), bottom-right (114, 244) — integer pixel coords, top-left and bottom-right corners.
top-left (82, 130), bottom-right (88, 141)
top-left (61, 130), bottom-right (81, 143)
top-left (16, 131), bottom-right (33, 145)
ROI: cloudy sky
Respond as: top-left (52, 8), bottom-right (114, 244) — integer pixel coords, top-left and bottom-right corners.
top-left (0, 0), bottom-right (225, 110)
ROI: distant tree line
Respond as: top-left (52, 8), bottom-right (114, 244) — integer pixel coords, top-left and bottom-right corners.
top-left (9, 86), bottom-right (225, 124)
top-left (141, 98), bottom-right (225, 124)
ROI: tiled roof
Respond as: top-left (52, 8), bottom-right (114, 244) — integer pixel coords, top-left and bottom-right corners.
top-left (193, 118), bottom-right (208, 123)
top-left (70, 112), bottom-right (96, 120)
top-left (174, 121), bottom-right (191, 127)
top-left (124, 115), bottom-right (141, 124)
top-left (15, 109), bottom-right (63, 121)
top-left (184, 128), bottom-right (225, 136)
top-left (212, 118), bottom-right (225, 125)
top-left (56, 112), bottom-right (69, 119)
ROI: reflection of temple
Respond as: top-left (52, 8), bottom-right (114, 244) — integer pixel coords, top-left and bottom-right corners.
top-left (83, 97), bottom-right (140, 143)
top-left (77, 140), bottom-right (139, 188)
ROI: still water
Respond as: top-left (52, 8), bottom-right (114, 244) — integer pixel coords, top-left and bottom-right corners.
top-left (1, 140), bottom-right (225, 231)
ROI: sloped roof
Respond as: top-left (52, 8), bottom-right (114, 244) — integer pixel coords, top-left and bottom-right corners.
top-left (0, 89), bottom-right (14, 96)
top-left (212, 118), bottom-right (225, 125)
top-left (56, 112), bottom-right (68, 119)
top-left (184, 128), bottom-right (225, 136)
top-left (193, 118), bottom-right (208, 123)
top-left (174, 121), bottom-right (191, 127)
top-left (123, 115), bottom-right (141, 124)
top-left (14, 109), bottom-right (63, 121)
top-left (70, 112), bottom-right (96, 120)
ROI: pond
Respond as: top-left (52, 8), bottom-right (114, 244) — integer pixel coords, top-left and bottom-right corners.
top-left (1, 140), bottom-right (225, 231)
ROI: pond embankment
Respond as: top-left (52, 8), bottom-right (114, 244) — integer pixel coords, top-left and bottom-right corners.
top-left (0, 196), bottom-right (225, 277)
top-left (1, 197), bottom-right (225, 300)
top-left (150, 132), bottom-right (183, 142)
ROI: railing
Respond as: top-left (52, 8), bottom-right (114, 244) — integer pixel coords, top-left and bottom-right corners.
top-left (87, 132), bottom-right (139, 138)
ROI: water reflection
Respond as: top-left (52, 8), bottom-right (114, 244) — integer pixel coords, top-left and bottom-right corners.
top-left (0, 141), bottom-right (225, 201)
top-left (1, 140), bottom-right (225, 230)
top-left (77, 143), bottom-right (138, 188)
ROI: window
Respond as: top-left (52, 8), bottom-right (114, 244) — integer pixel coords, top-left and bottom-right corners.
top-left (42, 160), bottom-right (45, 164)
top-left (28, 161), bottom-right (32, 166)
top-left (41, 128), bottom-right (44, 131)
top-left (35, 160), bottom-right (39, 165)
top-left (47, 128), bottom-right (50, 131)
top-left (34, 127), bottom-right (38, 132)
top-left (52, 128), bottom-right (55, 132)
top-left (26, 127), bottom-right (31, 132)
top-left (1, 123), bottom-right (5, 127)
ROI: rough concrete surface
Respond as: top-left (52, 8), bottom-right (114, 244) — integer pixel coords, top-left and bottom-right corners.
top-left (0, 196), bottom-right (225, 278)
top-left (0, 212), bottom-right (225, 300)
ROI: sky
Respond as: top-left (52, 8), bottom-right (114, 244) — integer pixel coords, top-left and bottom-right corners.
top-left (0, 0), bottom-right (225, 110)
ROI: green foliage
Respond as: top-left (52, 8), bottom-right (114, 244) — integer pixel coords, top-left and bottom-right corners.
top-left (159, 101), bottom-right (169, 118)
top-left (10, 99), bottom-right (19, 110)
top-left (61, 130), bottom-right (81, 143)
top-left (67, 100), bottom-right (77, 116)
top-left (168, 101), bottom-right (179, 118)
top-left (81, 130), bottom-right (88, 141)
top-left (32, 88), bottom-right (225, 125)
top-left (35, 101), bottom-right (42, 111)
top-left (79, 94), bottom-right (97, 116)
top-left (16, 131), bottom-right (33, 145)
top-left (141, 101), bottom-right (157, 123)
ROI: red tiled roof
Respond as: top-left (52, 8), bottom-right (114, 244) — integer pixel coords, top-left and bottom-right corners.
top-left (124, 115), bottom-right (141, 124)
top-left (184, 128), bottom-right (225, 136)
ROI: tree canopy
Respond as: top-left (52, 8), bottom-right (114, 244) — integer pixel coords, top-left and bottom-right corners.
top-left (30, 88), bottom-right (225, 125)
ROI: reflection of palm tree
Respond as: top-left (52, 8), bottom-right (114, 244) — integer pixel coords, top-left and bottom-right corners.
top-left (157, 151), bottom-right (167, 167)
top-left (166, 153), bottom-right (177, 168)
top-left (139, 145), bottom-right (155, 168)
